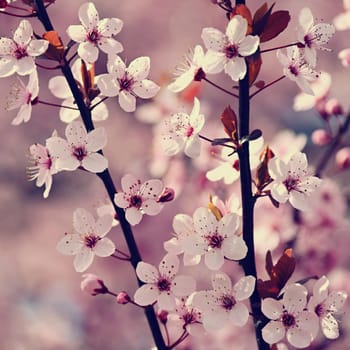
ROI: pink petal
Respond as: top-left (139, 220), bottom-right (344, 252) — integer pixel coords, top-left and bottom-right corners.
top-left (230, 302), bottom-right (249, 326)
top-left (86, 127), bottom-right (107, 152)
top-left (128, 56), bottom-right (150, 81)
top-left (125, 207), bottom-right (143, 225)
top-left (95, 214), bottom-right (113, 237)
top-left (262, 298), bottom-right (283, 320)
top-left (283, 284), bottom-right (307, 314)
top-left (211, 272), bottom-right (232, 294)
top-left (157, 292), bottom-right (176, 310)
top-left (73, 208), bottom-right (95, 234)
top-left (171, 275), bottom-right (196, 296)
top-left (159, 254), bottom-right (179, 278)
top-left (142, 199), bottom-right (163, 216)
top-left (73, 248), bottom-right (94, 272)
top-left (94, 238), bottom-right (115, 257)
top-left (204, 249), bottom-right (224, 270)
top-left (121, 173), bottom-right (140, 193)
top-left (82, 153), bottom-right (108, 173)
top-left (136, 261), bottom-right (159, 283)
top-left (140, 178), bottom-right (163, 199)
top-left (114, 192), bottom-right (129, 208)
top-left (262, 321), bottom-right (285, 344)
top-left (65, 121), bottom-right (87, 144)
top-left (134, 284), bottom-right (159, 306)
top-left (233, 275), bottom-right (255, 301)
top-left (57, 233), bottom-right (82, 255)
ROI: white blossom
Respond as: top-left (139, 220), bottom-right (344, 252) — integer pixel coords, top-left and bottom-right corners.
top-left (67, 2), bottom-right (123, 63)
top-left (114, 174), bottom-right (163, 226)
top-left (57, 208), bottom-right (115, 272)
top-left (97, 55), bottom-right (160, 112)
top-left (134, 254), bottom-right (196, 310)
top-left (160, 97), bottom-right (205, 158)
top-left (201, 15), bottom-right (259, 81)
top-left (333, 0), bottom-right (350, 31)
top-left (0, 20), bottom-right (48, 77)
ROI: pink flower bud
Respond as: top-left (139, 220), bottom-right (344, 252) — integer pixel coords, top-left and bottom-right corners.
top-left (336, 147), bottom-right (350, 170)
top-left (81, 273), bottom-right (108, 296)
top-left (116, 291), bottom-right (131, 304)
top-left (311, 129), bottom-right (332, 146)
top-left (157, 187), bottom-right (175, 203)
top-left (325, 98), bottom-right (343, 116)
top-left (315, 100), bottom-right (330, 120)
top-left (157, 310), bottom-right (168, 324)
top-left (339, 48), bottom-right (350, 67)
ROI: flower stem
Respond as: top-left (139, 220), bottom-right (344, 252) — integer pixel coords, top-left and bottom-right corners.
top-left (235, 1), bottom-right (270, 350)
top-left (260, 42), bottom-right (300, 54)
top-left (34, 1), bottom-right (167, 349)
top-left (203, 77), bottom-right (239, 98)
top-left (249, 75), bottom-right (285, 99)
top-left (37, 99), bottom-right (79, 111)
top-left (315, 113), bottom-right (350, 177)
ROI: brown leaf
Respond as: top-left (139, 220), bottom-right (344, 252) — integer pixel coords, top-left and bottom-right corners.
top-left (247, 50), bottom-right (262, 86)
top-left (42, 31), bottom-right (64, 61)
top-left (252, 2), bottom-right (274, 37)
top-left (208, 195), bottom-right (223, 221)
top-left (230, 4), bottom-right (253, 35)
top-left (255, 145), bottom-right (274, 190)
top-left (220, 106), bottom-right (238, 144)
top-left (260, 10), bottom-right (291, 43)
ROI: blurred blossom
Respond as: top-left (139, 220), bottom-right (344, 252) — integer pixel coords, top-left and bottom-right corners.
top-left (338, 48), bottom-right (350, 67)
top-left (335, 147), bottom-right (350, 170)
top-left (311, 129), bottom-right (332, 146)
top-left (333, 0), bottom-right (350, 31)
top-left (81, 273), bottom-right (109, 296)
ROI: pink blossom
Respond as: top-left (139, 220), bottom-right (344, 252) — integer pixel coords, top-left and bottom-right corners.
top-left (338, 48), bottom-right (350, 67)
top-left (81, 273), bottom-right (108, 296)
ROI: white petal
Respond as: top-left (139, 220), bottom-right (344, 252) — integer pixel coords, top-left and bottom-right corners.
top-left (289, 191), bottom-right (308, 211)
top-left (121, 173), bottom-right (139, 192)
top-left (171, 275), bottom-right (196, 296)
top-left (173, 214), bottom-right (194, 236)
top-left (191, 291), bottom-right (216, 312)
top-left (66, 24), bottom-right (86, 43)
top-left (262, 321), bottom-right (285, 344)
top-left (56, 157), bottom-right (80, 171)
top-left (230, 302), bottom-right (249, 326)
top-left (283, 284), bottom-right (307, 314)
top-left (193, 207), bottom-right (217, 237)
top-left (202, 309), bottom-right (227, 331)
top-left (262, 298), bottom-right (283, 320)
top-left (270, 183), bottom-right (289, 204)
top-left (140, 178), bottom-right (163, 199)
top-left (78, 2), bottom-right (99, 29)
top-left (98, 18), bottom-right (123, 36)
top-left (204, 249), bottom-right (224, 270)
top-left (238, 35), bottom-right (260, 56)
top-left (14, 20), bottom-right (32, 46)
top-left (142, 199), bottom-right (163, 216)
top-left (203, 50), bottom-right (226, 74)
top-left (91, 98), bottom-right (109, 121)
top-left (95, 214), bottom-right (113, 237)
top-left (57, 233), bottom-right (82, 255)
top-left (157, 292), bottom-right (176, 310)
top-left (168, 70), bottom-right (194, 93)
top-left (65, 120), bottom-right (87, 144)
top-left (27, 39), bottom-right (49, 57)
top-left (133, 79), bottom-right (160, 98)
top-left (136, 262), bottom-right (159, 283)
top-left (98, 37), bottom-right (123, 55)
top-left (86, 127), bottom-right (107, 152)
top-left (46, 136), bottom-right (70, 159)
top-left (299, 7), bottom-right (314, 34)
top-left (0, 38), bottom-right (15, 56)
top-left (94, 238), bottom-right (115, 257)
top-left (114, 192), bottom-right (129, 209)
top-left (233, 275), bottom-right (255, 301)
top-left (78, 41), bottom-right (99, 63)
top-left (184, 136), bottom-right (201, 158)
top-left (222, 236), bottom-right (248, 261)
top-left (211, 272), bottom-right (232, 294)
top-left (164, 237), bottom-right (183, 255)
top-left (119, 90), bottom-right (136, 112)
top-left (125, 207), bottom-right (143, 225)
top-left (324, 290), bottom-right (348, 311)
top-left (11, 104), bottom-right (31, 125)
top-left (128, 56), bottom-right (150, 81)
top-left (286, 327), bottom-right (313, 349)
top-left (297, 311), bottom-right (319, 340)
top-left (48, 76), bottom-right (70, 99)
top-left (218, 212), bottom-right (239, 236)
top-left (16, 57), bottom-right (35, 76)
top-left (321, 313), bottom-right (340, 339)
top-left (134, 284), bottom-right (159, 306)
top-left (226, 16), bottom-right (247, 43)
top-left (224, 57), bottom-right (246, 81)
top-left (159, 254), bottom-right (179, 279)
top-left (73, 248), bottom-right (94, 272)
top-left (73, 208), bottom-right (95, 234)
top-left (107, 54), bottom-right (125, 76)
top-left (0, 57), bottom-right (16, 77)
top-left (97, 73), bottom-right (119, 96)
top-left (201, 27), bottom-right (226, 51)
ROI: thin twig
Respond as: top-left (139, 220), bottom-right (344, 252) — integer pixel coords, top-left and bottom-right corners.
top-left (203, 77), bottom-right (239, 98)
top-left (260, 42), bottom-right (300, 54)
top-left (250, 76), bottom-right (285, 99)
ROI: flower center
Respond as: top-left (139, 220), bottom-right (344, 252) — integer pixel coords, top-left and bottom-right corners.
top-left (157, 277), bottom-right (171, 292)
top-left (185, 125), bottom-right (194, 137)
top-left (206, 233), bottom-right (224, 248)
top-left (304, 34), bottom-right (313, 48)
top-left (87, 28), bottom-right (100, 43)
top-left (282, 312), bottom-right (296, 328)
top-left (130, 194), bottom-right (143, 209)
top-left (221, 295), bottom-right (236, 310)
top-left (289, 65), bottom-right (299, 77)
top-left (73, 146), bottom-right (87, 161)
top-left (118, 74), bottom-right (134, 92)
top-left (315, 304), bottom-right (324, 317)
top-left (84, 234), bottom-right (100, 249)
top-left (224, 44), bottom-right (239, 59)
top-left (14, 45), bottom-right (28, 59)
top-left (283, 176), bottom-right (300, 193)
top-left (182, 311), bottom-right (197, 325)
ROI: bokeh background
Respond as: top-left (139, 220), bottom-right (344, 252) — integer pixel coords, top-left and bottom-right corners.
top-left (0, 1), bottom-right (349, 349)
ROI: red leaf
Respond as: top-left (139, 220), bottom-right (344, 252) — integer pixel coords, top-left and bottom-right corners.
top-left (220, 106), bottom-right (238, 143)
top-left (260, 10), bottom-right (291, 43)
top-left (252, 2), bottom-right (275, 37)
top-left (42, 31), bottom-right (64, 61)
top-left (247, 51), bottom-right (262, 86)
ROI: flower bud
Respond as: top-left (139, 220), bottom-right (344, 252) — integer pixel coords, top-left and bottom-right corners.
top-left (81, 273), bottom-right (109, 296)
top-left (335, 147), bottom-right (350, 170)
top-left (325, 98), bottom-right (343, 116)
top-left (311, 129), bottom-right (332, 146)
top-left (315, 100), bottom-right (330, 120)
top-left (157, 310), bottom-right (168, 324)
top-left (157, 187), bottom-right (175, 203)
top-left (116, 291), bottom-right (131, 304)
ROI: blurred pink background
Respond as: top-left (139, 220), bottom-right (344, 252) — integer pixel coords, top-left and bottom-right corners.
top-left (0, 1), bottom-right (349, 349)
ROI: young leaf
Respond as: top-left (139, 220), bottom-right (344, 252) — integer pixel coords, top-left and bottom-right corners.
top-left (255, 145), bottom-right (274, 191)
top-left (247, 50), bottom-right (262, 86)
top-left (259, 10), bottom-right (291, 43)
top-left (220, 105), bottom-right (238, 144)
top-left (42, 31), bottom-right (64, 61)
top-left (252, 2), bottom-right (275, 37)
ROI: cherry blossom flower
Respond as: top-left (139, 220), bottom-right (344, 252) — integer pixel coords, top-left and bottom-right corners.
top-left (183, 207), bottom-right (247, 270)
top-left (5, 70), bottom-right (38, 125)
top-left (293, 71), bottom-right (331, 111)
top-left (277, 47), bottom-right (318, 95)
top-left (333, 0), bottom-right (350, 31)
top-left (0, 20), bottom-right (48, 77)
top-left (298, 7), bottom-right (335, 67)
top-left (48, 59), bottom-right (108, 123)
top-left (201, 15), bottom-right (259, 81)
top-left (160, 97), bottom-right (205, 158)
top-left (206, 136), bottom-right (264, 184)
top-left (338, 48), bottom-right (350, 67)
top-left (46, 120), bottom-right (108, 173)
top-left (97, 55), bottom-right (160, 112)
top-left (134, 254), bottom-right (196, 310)
top-left (192, 273), bottom-right (255, 331)
top-left (66, 2), bottom-right (123, 63)
top-left (114, 174), bottom-right (164, 225)
top-left (168, 45), bottom-right (207, 93)
top-left (81, 273), bottom-right (108, 296)
top-left (27, 140), bottom-right (58, 199)
top-left (308, 276), bottom-right (347, 339)
top-left (57, 208), bottom-right (115, 272)
top-left (262, 284), bottom-right (319, 348)
top-left (268, 152), bottom-right (322, 210)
